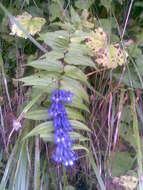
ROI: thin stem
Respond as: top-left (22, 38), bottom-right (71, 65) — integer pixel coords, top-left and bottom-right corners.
top-left (122, 0), bottom-right (134, 38)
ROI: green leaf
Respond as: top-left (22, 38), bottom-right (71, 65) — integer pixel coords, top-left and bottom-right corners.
top-left (88, 151), bottom-right (106, 190)
top-left (39, 31), bottom-right (69, 51)
top-left (99, 18), bottom-right (116, 33)
top-left (19, 73), bottom-right (58, 86)
top-left (120, 105), bottom-right (132, 124)
top-left (136, 55), bottom-right (143, 73)
top-left (70, 31), bottom-right (90, 43)
top-left (64, 49), bottom-right (95, 68)
top-left (23, 121), bottom-right (53, 139)
top-left (65, 186), bottom-right (75, 190)
top-left (119, 123), bottom-right (135, 148)
top-left (67, 107), bottom-right (85, 122)
top-left (69, 96), bottom-right (90, 112)
top-left (41, 132), bottom-right (88, 142)
top-left (113, 72), bottom-right (142, 89)
top-left (69, 132), bottom-right (86, 141)
top-left (72, 144), bottom-right (89, 153)
top-left (28, 58), bottom-right (63, 73)
top-left (75, 0), bottom-right (93, 10)
top-left (110, 152), bottom-right (134, 176)
top-left (64, 65), bottom-right (87, 84)
top-left (24, 120), bottom-right (90, 140)
top-left (61, 77), bottom-right (89, 103)
top-left (100, 0), bottom-right (112, 12)
top-left (70, 120), bottom-right (91, 132)
top-left (25, 107), bottom-right (85, 121)
top-left (49, 2), bottom-right (63, 21)
top-left (34, 137), bottom-right (40, 190)
top-left (70, 7), bottom-right (81, 24)
top-left (134, 2), bottom-right (143, 7)
top-left (24, 109), bottom-right (49, 120)
top-left (40, 51), bottom-right (64, 60)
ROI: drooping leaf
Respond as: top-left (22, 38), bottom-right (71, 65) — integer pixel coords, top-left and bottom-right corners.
top-left (24, 109), bottom-right (49, 120)
top-left (64, 65), bottom-right (87, 83)
top-left (70, 120), bottom-right (91, 132)
top-left (72, 144), bottom-right (89, 153)
top-left (70, 96), bottom-right (90, 112)
top-left (66, 107), bottom-right (85, 122)
top-left (24, 120), bottom-right (90, 140)
top-left (61, 77), bottom-right (89, 103)
top-left (23, 121), bottom-right (53, 139)
top-left (25, 107), bottom-right (85, 121)
top-left (41, 132), bottom-right (88, 142)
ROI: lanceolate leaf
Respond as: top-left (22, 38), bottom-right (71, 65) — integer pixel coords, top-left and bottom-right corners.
top-left (70, 97), bottom-right (90, 112)
top-left (40, 132), bottom-right (88, 142)
top-left (70, 120), bottom-right (91, 132)
top-left (24, 109), bottom-right (49, 120)
top-left (64, 50), bottom-right (95, 68)
top-left (64, 65), bottom-right (87, 84)
top-left (25, 107), bottom-right (85, 121)
top-left (70, 7), bottom-right (81, 25)
top-left (40, 51), bottom-right (64, 60)
top-left (66, 107), bottom-right (85, 122)
top-left (24, 120), bottom-right (90, 140)
top-left (19, 73), bottom-right (58, 87)
top-left (72, 144), bottom-right (89, 153)
top-left (23, 121), bottom-right (53, 139)
top-left (61, 77), bottom-right (89, 103)
top-left (70, 132), bottom-right (89, 141)
top-left (28, 59), bottom-right (63, 73)
top-left (39, 31), bottom-right (69, 51)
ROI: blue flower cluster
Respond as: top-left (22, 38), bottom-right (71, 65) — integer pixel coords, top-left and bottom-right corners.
top-left (49, 89), bottom-right (77, 166)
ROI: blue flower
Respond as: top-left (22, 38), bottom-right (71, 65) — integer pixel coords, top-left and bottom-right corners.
top-left (49, 89), bottom-right (77, 166)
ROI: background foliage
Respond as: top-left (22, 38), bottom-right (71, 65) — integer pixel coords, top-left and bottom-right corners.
top-left (0, 0), bottom-right (143, 190)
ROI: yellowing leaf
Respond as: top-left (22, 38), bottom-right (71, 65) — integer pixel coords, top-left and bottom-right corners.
top-left (86, 28), bottom-right (128, 69)
top-left (86, 27), bottom-right (107, 53)
top-left (112, 176), bottom-right (138, 189)
top-left (96, 44), bottom-right (128, 69)
top-left (10, 12), bottom-right (46, 38)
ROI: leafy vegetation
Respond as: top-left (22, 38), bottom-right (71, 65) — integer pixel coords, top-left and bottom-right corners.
top-left (0, 0), bottom-right (143, 189)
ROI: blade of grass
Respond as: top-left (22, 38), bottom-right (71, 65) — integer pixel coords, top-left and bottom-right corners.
top-left (130, 90), bottom-right (143, 190)
top-left (34, 135), bottom-right (40, 190)
top-left (12, 143), bottom-right (29, 190)
top-left (0, 52), bottom-right (12, 111)
top-left (0, 142), bottom-right (18, 188)
top-left (88, 150), bottom-right (106, 190)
